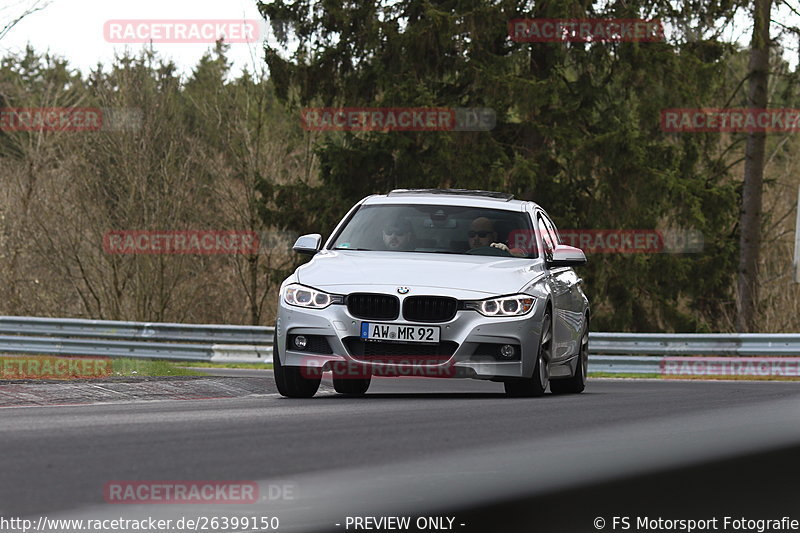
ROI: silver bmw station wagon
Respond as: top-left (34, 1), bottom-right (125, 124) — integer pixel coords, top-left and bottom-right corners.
top-left (274, 189), bottom-right (589, 398)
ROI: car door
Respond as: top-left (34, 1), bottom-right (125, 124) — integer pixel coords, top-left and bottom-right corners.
top-left (536, 212), bottom-right (573, 361)
top-left (541, 212), bottom-right (585, 358)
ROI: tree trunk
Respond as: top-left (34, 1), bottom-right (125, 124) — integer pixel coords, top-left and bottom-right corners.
top-left (736, 0), bottom-right (772, 332)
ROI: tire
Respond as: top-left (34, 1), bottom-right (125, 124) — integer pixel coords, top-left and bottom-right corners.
top-left (332, 374), bottom-right (371, 396)
top-left (550, 322), bottom-right (588, 395)
top-left (273, 331), bottom-right (321, 398)
top-left (504, 311), bottom-right (552, 397)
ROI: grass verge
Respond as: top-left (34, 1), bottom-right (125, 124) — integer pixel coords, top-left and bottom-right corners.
top-left (111, 359), bottom-right (271, 376)
top-left (111, 358), bottom-right (207, 377)
top-left (179, 361), bottom-right (272, 369)
top-left (589, 372), bottom-right (661, 379)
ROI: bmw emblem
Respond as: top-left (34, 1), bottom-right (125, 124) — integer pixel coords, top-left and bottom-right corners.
top-left (397, 287), bottom-right (410, 294)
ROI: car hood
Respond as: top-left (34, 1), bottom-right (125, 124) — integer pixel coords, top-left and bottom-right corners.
top-left (296, 250), bottom-right (543, 297)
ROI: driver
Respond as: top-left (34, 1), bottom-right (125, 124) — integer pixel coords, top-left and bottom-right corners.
top-left (382, 219), bottom-right (413, 251)
top-left (468, 217), bottom-right (499, 249)
top-left (468, 217), bottom-right (525, 256)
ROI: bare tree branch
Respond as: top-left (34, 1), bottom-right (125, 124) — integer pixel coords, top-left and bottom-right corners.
top-left (0, 0), bottom-right (51, 41)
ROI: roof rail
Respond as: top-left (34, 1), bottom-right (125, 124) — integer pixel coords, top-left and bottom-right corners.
top-left (387, 189), bottom-right (514, 201)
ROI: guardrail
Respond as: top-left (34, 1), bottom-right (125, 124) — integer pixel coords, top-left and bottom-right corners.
top-left (0, 316), bottom-right (274, 364)
top-left (588, 333), bottom-right (800, 374)
top-left (589, 332), bottom-right (800, 356)
top-left (0, 317), bottom-right (798, 372)
top-left (0, 316), bottom-right (273, 344)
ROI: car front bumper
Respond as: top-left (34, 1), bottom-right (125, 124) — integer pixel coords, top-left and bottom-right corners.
top-left (276, 295), bottom-right (547, 380)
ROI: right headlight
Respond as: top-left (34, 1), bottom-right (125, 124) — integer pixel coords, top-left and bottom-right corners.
top-left (283, 283), bottom-right (343, 309)
top-left (464, 294), bottom-right (536, 317)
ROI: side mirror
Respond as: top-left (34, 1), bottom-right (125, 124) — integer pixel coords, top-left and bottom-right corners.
top-left (293, 234), bottom-right (322, 255)
top-left (548, 245), bottom-right (587, 267)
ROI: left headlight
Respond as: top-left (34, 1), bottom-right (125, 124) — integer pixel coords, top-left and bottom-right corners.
top-left (464, 294), bottom-right (536, 317)
top-left (283, 284), bottom-right (343, 309)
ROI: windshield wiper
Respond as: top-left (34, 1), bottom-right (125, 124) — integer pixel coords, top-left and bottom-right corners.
top-left (334, 247), bottom-right (374, 251)
top-left (415, 250), bottom-right (460, 254)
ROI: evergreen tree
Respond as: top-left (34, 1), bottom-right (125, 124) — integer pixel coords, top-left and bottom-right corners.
top-left (257, 0), bottom-right (746, 331)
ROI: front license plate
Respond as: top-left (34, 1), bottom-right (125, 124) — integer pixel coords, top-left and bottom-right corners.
top-left (360, 323), bottom-right (440, 343)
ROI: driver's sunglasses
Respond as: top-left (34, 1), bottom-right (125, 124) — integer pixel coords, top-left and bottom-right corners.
top-left (383, 230), bottom-right (408, 236)
top-left (468, 231), bottom-right (492, 238)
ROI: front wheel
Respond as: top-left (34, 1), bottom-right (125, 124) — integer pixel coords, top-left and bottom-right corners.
top-left (273, 331), bottom-right (321, 398)
top-left (332, 374), bottom-right (371, 396)
top-left (504, 312), bottom-right (551, 397)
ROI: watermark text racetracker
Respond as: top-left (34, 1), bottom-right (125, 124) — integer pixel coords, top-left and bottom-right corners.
top-left (103, 480), bottom-right (295, 504)
top-left (300, 107), bottom-right (496, 132)
top-left (105, 481), bottom-right (255, 504)
top-left (509, 18), bottom-right (664, 42)
top-left (103, 19), bottom-right (263, 43)
top-left (661, 108), bottom-right (800, 132)
top-left (103, 230), bottom-right (259, 255)
top-left (0, 107), bottom-right (142, 132)
top-left (507, 229), bottom-right (704, 254)
top-left (0, 356), bottom-right (110, 380)
top-left (300, 357), bottom-right (458, 380)
top-left (661, 357), bottom-right (800, 378)
top-left (597, 515), bottom-right (799, 532)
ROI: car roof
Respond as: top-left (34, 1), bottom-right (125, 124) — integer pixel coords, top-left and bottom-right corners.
top-left (389, 188), bottom-right (514, 200)
top-left (363, 189), bottom-right (540, 212)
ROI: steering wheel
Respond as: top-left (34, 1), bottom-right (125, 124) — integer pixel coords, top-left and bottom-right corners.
top-left (464, 245), bottom-right (513, 257)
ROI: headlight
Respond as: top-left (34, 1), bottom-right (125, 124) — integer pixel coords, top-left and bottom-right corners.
top-left (464, 294), bottom-right (536, 317)
top-left (283, 284), bottom-right (343, 309)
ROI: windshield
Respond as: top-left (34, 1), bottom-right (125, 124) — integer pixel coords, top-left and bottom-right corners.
top-left (330, 204), bottom-right (538, 258)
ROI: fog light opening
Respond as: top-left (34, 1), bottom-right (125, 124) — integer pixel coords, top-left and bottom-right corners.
top-left (294, 335), bottom-right (308, 350)
top-left (500, 344), bottom-right (516, 358)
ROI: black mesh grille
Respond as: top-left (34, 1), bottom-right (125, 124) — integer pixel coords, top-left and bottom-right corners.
top-left (402, 296), bottom-right (458, 323)
top-left (347, 293), bottom-right (399, 320)
top-left (472, 343), bottom-right (521, 361)
top-left (287, 334), bottom-right (333, 354)
top-left (343, 337), bottom-right (457, 363)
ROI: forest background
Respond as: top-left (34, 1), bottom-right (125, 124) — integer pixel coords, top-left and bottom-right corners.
top-left (1, 0), bottom-right (799, 332)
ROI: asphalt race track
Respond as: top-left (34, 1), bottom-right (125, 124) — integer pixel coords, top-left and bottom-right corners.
top-left (2, 374), bottom-right (800, 532)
